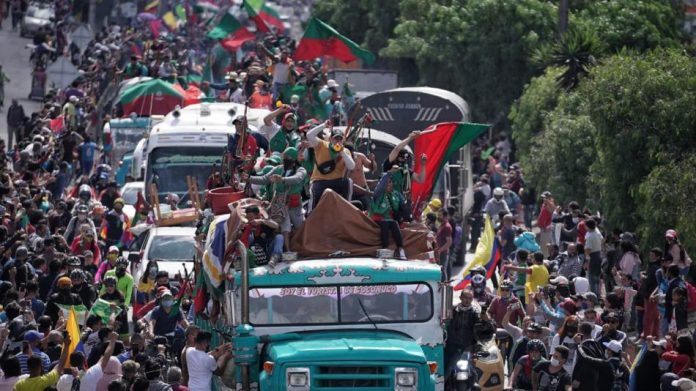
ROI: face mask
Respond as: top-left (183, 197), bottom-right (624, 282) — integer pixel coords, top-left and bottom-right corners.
top-left (116, 268), bottom-right (126, 277)
top-left (581, 302), bottom-right (588, 310)
top-left (550, 358), bottom-right (560, 367)
top-left (162, 300), bottom-right (174, 308)
top-left (572, 217), bottom-right (579, 223)
top-left (148, 267), bottom-right (157, 276)
top-left (565, 326), bottom-right (578, 335)
top-left (474, 286), bottom-right (483, 293)
top-left (283, 159), bottom-right (294, 167)
top-left (60, 287), bottom-right (71, 294)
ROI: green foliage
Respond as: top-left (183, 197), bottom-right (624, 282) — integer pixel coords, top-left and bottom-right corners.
top-left (383, 0), bottom-right (558, 123)
top-left (579, 48), bottom-right (696, 229)
top-left (638, 154), bottom-right (696, 255)
top-left (509, 67), bottom-right (563, 159)
top-left (532, 26), bottom-right (602, 90)
top-left (574, 0), bottom-right (685, 52)
top-left (522, 92), bottom-right (597, 207)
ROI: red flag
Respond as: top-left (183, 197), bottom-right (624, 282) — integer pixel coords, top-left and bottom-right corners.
top-left (149, 20), bottom-right (163, 39)
top-left (411, 122), bottom-right (489, 216)
top-left (220, 27), bottom-right (256, 52)
top-left (49, 116), bottom-right (64, 133)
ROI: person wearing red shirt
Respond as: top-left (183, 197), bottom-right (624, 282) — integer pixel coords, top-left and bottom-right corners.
top-left (661, 335), bottom-right (695, 377)
top-left (436, 209), bottom-right (453, 281)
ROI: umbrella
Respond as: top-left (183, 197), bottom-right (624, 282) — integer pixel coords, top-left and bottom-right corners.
top-left (119, 79), bottom-right (184, 116)
top-left (137, 12), bottom-right (158, 21)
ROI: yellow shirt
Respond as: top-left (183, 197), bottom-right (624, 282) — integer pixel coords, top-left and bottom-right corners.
top-left (137, 279), bottom-right (155, 294)
top-left (311, 140), bottom-right (347, 181)
top-left (14, 369), bottom-right (59, 391)
top-left (525, 264), bottom-right (549, 297)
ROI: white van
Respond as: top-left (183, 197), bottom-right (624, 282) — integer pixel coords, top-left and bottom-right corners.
top-left (143, 103), bottom-right (270, 202)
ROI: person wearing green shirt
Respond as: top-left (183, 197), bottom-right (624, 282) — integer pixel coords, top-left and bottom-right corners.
top-left (99, 257), bottom-right (134, 307)
top-left (260, 106), bottom-right (302, 154)
top-left (14, 330), bottom-right (70, 391)
top-left (368, 172), bottom-right (406, 259)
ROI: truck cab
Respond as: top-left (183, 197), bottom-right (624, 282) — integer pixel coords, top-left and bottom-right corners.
top-left (219, 256), bottom-right (452, 391)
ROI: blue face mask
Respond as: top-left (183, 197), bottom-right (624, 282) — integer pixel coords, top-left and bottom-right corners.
top-left (162, 299), bottom-right (174, 308)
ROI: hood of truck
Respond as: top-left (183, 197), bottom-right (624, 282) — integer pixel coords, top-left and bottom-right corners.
top-left (265, 329), bottom-right (426, 364)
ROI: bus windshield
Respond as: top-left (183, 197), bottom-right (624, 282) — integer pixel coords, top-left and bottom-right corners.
top-left (147, 146), bottom-right (222, 194)
top-left (249, 283), bottom-right (433, 326)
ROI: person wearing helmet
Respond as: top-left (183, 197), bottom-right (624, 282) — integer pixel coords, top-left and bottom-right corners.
top-left (244, 146), bottom-right (306, 257)
top-left (101, 197), bottom-right (131, 249)
top-left (45, 276), bottom-right (84, 324)
top-left (487, 279), bottom-right (525, 328)
top-left (483, 187), bottom-right (510, 224)
top-left (70, 269), bottom-right (96, 309)
top-left (420, 198), bottom-right (442, 223)
top-left (69, 228), bottom-right (102, 270)
top-left (664, 229), bottom-right (692, 276)
top-left (468, 266), bottom-right (494, 307)
top-left (95, 246), bottom-right (120, 283)
top-left (99, 256), bottom-right (134, 336)
top-left (510, 339), bottom-right (546, 390)
top-left (65, 204), bottom-right (97, 244)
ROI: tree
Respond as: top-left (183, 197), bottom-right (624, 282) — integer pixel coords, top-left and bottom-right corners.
top-left (580, 48), bottom-right (696, 229)
top-left (383, 0), bottom-right (558, 124)
top-left (639, 154), bottom-right (696, 255)
top-left (522, 92), bottom-right (597, 207)
top-left (509, 67), bottom-right (563, 160)
top-left (574, 0), bottom-right (685, 52)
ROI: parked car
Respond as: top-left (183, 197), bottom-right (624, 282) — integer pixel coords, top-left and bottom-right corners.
top-left (128, 226), bottom-right (197, 288)
top-left (21, 5), bottom-right (54, 37)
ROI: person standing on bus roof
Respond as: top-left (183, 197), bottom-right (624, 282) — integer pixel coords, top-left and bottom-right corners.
top-left (261, 105), bottom-right (302, 155)
top-left (306, 121), bottom-right (355, 210)
top-left (383, 131), bottom-right (426, 222)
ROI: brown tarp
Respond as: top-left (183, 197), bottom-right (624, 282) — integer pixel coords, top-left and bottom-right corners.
top-left (291, 190), bottom-right (430, 258)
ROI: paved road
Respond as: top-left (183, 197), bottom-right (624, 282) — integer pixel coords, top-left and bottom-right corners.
top-left (0, 17), bottom-right (42, 147)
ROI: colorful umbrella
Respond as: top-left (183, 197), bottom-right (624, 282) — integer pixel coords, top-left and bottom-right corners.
top-left (119, 79), bottom-right (184, 116)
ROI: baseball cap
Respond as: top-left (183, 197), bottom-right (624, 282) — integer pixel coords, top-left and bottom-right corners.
top-left (526, 323), bottom-right (543, 333)
top-left (24, 330), bottom-right (45, 342)
top-left (108, 246), bottom-right (119, 253)
top-left (603, 340), bottom-right (622, 354)
top-left (581, 291), bottom-right (598, 303)
top-left (160, 289), bottom-right (173, 299)
top-left (672, 378), bottom-right (696, 390)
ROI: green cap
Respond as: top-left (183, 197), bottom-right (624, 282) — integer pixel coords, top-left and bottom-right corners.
top-left (283, 147), bottom-right (298, 161)
top-left (266, 155), bottom-right (282, 166)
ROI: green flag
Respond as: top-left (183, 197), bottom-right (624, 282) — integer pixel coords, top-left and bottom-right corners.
top-left (207, 12), bottom-right (245, 40)
top-left (56, 304), bottom-right (88, 325)
top-left (90, 298), bottom-right (123, 324)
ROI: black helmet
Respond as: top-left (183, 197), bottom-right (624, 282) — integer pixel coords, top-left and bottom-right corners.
top-left (69, 269), bottom-right (85, 280)
top-left (470, 266), bottom-right (486, 276)
top-left (473, 321), bottom-right (495, 342)
top-left (527, 339), bottom-right (545, 352)
top-left (115, 256), bottom-right (128, 267)
top-left (103, 275), bottom-right (118, 286)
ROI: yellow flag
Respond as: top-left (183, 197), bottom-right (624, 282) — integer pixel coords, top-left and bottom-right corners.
top-left (162, 11), bottom-right (178, 30)
top-left (66, 306), bottom-right (80, 356)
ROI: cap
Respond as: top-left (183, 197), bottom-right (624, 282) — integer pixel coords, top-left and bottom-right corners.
top-left (66, 256), bottom-right (81, 266)
top-left (541, 191), bottom-right (552, 198)
top-left (283, 147), bottom-right (298, 161)
top-left (330, 129), bottom-right (344, 139)
top-left (665, 229), bottom-right (677, 239)
top-left (160, 289), bottom-right (173, 298)
top-left (24, 330), bottom-right (45, 342)
top-left (57, 276), bottom-right (72, 288)
top-left (603, 340), bottom-right (623, 354)
top-left (108, 246), bottom-right (120, 253)
top-left (604, 311), bottom-right (619, 320)
top-left (327, 79), bottom-right (338, 88)
top-left (69, 95), bottom-right (78, 103)
top-left (549, 276), bottom-right (569, 285)
top-left (581, 291), bottom-right (598, 303)
top-left (672, 378), bottom-right (696, 390)
top-left (113, 198), bottom-right (125, 206)
top-left (290, 94), bottom-right (300, 103)
top-left (526, 323), bottom-right (543, 332)
top-left (16, 246), bottom-right (28, 257)
top-left (266, 155), bottom-right (282, 166)
top-left (282, 112), bottom-right (295, 122)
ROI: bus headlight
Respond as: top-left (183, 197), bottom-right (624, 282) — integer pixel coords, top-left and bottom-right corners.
top-left (395, 367), bottom-right (418, 389)
top-left (286, 367), bottom-right (310, 390)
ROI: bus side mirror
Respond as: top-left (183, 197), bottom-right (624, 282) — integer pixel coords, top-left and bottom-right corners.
top-left (442, 285), bottom-right (453, 320)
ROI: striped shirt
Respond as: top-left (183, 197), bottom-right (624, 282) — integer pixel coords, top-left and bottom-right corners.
top-left (15, 349), bottom-right (51, 375)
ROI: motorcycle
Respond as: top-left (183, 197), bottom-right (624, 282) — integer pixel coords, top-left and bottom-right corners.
top-left (447, 322), bottom-right (506, 391)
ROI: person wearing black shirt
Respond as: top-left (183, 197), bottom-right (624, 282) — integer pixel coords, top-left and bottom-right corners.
top-left (533, 345), bottom-right (572, 391)
top-left (469, 181), bottom-right (486, 252)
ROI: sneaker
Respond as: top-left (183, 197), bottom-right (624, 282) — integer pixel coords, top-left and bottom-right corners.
top-left (398, 248), bottom-right (406, 260)
top-left (268, 255), bottom-right (279, 268)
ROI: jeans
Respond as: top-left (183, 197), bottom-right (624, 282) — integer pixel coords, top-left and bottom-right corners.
top-left (310, 178), bottom-right (350, 211)
top-left (440, 251), bottom-right (451, 282)
top-left (588, 273), bottom-right (601, 297)
top-left (266, 234), bottom-right (284, 257)
top-left (469, 215), bottom-right (482, 251)
top-left (272, 82), bottom-right (286, 102)
top-left (523, 203), bottom-right (535, 229)
top-left (660, 317), bottom-right (670, 337)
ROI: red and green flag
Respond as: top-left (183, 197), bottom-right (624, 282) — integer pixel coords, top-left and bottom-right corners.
top-left (411, 122), bottom-right (490, 215)
top-left (243, 0), bottom-right (283, 33)
top-left (206, 12), bottom-right (255, 51)
top-left (294, 18), bottom-right (375, 64)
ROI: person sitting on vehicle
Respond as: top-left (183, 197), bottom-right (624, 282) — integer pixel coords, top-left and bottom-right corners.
top-left (532, 345), bottom-right (573, 391)
top-left (45, 276), bottom-right (84, 325)
top-left (368, 172), bottom-right (406, 260)
top-left (95, 246), bottom-right (119, 283)
top-left (137, 260), bottom-right (159, 305)
top-left (140, 289), bottom-right (188, 339)
top-left (305, 121), bottom-right (355, 210)
top-left (99, 256), bottom-right (134, 309)
top-left (510, 339), bottom-right (546, 391)
top-left (445, 289), bottom-right (484, 378)
top-left (470, 266), bottom-right (494, 307)
top-left (245, 147), bottom-right (306, 251)
top-left (64, 204), bottom-right (97, 243)
top-left (239, 205), bottom-right (283, 268)
top-left (120, 55), bottom-right (148, 78)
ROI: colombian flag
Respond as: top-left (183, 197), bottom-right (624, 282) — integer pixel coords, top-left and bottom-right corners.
top-left (454, 215), bottom-right (501, 290)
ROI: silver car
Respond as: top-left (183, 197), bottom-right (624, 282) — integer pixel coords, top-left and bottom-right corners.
top-left (21, 5), bottom-right (54, 37)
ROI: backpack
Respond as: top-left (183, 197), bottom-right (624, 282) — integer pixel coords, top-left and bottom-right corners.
top-left (685, 281), bottom-right (696, 311)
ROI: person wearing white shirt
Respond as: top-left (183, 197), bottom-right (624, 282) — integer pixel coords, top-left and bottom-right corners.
top-left (80, 331), bottom-right (118, 391)
top-left (186, 331), bottom-right (232, 391)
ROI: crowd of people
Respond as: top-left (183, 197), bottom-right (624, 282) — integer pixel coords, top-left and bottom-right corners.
top-left (0, 0), bottom-right (695, 390)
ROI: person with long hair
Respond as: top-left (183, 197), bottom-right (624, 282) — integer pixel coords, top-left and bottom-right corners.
top-left (660, 335), bottom-right (695, 390)
top-left (136, 260), bottom-right (159, 305)
top-left (550, 315), bottom-right (579, 374)
top-left (664, 229), bottom-right (692, 276)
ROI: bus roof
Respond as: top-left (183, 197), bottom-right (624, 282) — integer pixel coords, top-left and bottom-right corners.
top-left (380, 87), bottom-right (470, 118)
top-left (241, 258), bottom-right (442, 287)
top-left (151, 103), bottom-right (270, 135)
